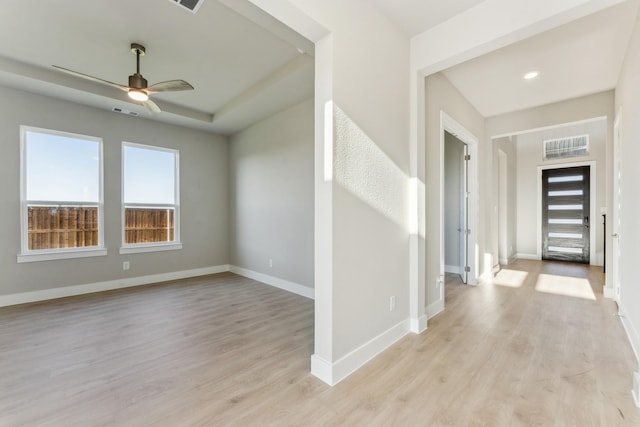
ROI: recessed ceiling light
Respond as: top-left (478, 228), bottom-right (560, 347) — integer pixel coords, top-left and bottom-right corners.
top-left (523, 71), bottom-right (539, 80)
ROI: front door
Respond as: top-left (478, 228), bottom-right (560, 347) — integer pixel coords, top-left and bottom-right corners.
top-left (542, 166), bottom-right (590, 263)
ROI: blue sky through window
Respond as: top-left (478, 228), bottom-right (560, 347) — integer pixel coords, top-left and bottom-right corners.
top-left (26, 131), bottom-right (100, 202)
top-left (123, 144), bottom-right (176, 205)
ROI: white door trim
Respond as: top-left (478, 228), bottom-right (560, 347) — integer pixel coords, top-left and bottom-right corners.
top-left (536, 160), bottom-right (596, 265)
top-left (441, 111), bottom-right (479, 286)
top-left (610, 108), bottom-right (622, 301)
top-left (498, 149), bottom-right (509, 265)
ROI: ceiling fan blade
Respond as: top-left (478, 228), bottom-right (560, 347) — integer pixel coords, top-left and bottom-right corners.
top-left (147, 79), bottom-right (194, 93)
top-left (52, 65), bottom-right (129, 91)
top-left (144, 99), bottom-right (161, 113)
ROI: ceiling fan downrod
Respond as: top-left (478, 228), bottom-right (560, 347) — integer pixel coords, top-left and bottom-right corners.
top-left (129, 43), bottom-right (147, 89)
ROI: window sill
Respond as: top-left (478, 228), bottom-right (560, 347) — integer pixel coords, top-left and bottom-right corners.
top-left (17, 248), bottom-right (108, 263)
top-left (119, 243), bottom-right (182, 255)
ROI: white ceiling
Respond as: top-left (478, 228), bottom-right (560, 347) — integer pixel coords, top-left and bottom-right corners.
top-left (372, 0), bottom-right (486, 36)
top-left (0, 1), bottom-right (638, 134)
top-left (441, 0), bottom-right (640, 118)
top-left (0, 0), bottom-right (314, 135)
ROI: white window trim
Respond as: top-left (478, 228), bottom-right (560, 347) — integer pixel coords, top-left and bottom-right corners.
top-left (121, 142), bottom-right (181, 253)
top-left (19, 126), bottom-right (105, 262)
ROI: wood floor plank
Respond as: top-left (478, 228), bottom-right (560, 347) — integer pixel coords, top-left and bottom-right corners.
top-left (1, 261), bottom-right (639, 426)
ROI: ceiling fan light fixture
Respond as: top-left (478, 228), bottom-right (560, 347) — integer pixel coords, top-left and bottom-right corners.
top-left (128, 89), bottom-right (149, 102)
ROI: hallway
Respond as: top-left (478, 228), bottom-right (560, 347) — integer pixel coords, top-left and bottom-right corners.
top-left (429, 259), bottom-right (639, 425)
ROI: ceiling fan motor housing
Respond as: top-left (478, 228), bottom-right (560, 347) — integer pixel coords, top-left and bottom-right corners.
top-left (128, 74), bottom-right (148, 90)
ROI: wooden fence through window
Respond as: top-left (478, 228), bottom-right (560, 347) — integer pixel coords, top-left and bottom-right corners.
top-left (27, 206), bottom-right (175, 250)
top-left (125, 207), bottom-right (174, 244)
top-left (28, 206), bottom-right (98, 250)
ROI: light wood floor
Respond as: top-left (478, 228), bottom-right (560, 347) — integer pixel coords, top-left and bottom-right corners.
top-left (1, 260), bottom-right (638, 426)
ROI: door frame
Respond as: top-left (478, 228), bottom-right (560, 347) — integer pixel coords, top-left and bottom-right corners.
top-left (536, 160), bottom-right (596, 265)
top-left (441, 111), bottom-right (478, 286)
top-left (498, 149), bottom-right (509, 265)
top-left (610, 109), bottom-right (622, 301)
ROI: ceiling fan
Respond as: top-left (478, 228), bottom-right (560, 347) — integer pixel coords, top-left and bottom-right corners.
top-left (53, 43), bottom-right (194, 113)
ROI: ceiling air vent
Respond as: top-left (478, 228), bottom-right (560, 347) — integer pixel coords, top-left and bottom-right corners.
top-left (543, 135), bottom-right (589, 160)
top-left (168, 0), bottom-right (204, 13)
top-left (112, 107), bottom-right (139, 117)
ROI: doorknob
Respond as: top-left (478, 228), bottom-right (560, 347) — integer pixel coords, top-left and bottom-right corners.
top-left (612, 233), bottom-right (619, 238)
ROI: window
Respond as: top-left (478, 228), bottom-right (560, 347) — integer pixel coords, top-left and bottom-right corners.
top-left (121, 142), bottom-right (180, 253)
top-left (19, 126), bottom-right (105, 262)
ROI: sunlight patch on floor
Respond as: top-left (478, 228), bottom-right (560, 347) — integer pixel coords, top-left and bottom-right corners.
top-left (494, 269), bottom-right (528, 288)
top-left (535, 274), bottom-right (596, 300)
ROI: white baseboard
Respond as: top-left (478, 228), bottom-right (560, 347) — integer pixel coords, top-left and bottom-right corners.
top-left (603, 286), bottom-right (616, 300)
top-left (229, 265), bottom-right (314, 300)
top-left (0, 265), bottom-right (230, 307)
top-left (445, 265), bottom-right (461, 275)
top-left (618, 302), bottom-right (640, 365)
top-left (517, 253), bottom-right (541, 260)
top-left (479, 270), bottom-right (492, 285)
top-left (310, 354), bottom-right (333, 385)
top-left (611, 301), bottom-right (640, 407)
top-left (499, 254), bottom-right (517, 266)
top-left (426, 298), bottom-right (444, 319)
top-left (410, 315), bottom-right (428, 334)
top-left (633, 372), bottom-right (640, 408)
top-left (311, 319), bottom-right (410, 386)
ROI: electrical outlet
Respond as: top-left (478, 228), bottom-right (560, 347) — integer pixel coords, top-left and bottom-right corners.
top-left (269, 259), bottom-right (273, 268)
top-left (123, 261), bottom-right (130, 271)
top-left (389, 296), bottom-right (396, 311)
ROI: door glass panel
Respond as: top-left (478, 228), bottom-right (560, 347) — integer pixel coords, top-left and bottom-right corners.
top-left (548, 204), bottom-right (583, 210)
top-left (548, 246), bottom-right (583, 254)
top-left (548, 232), bottom-right (582, 239)
top-left (549, 190), bottom-right (583, 196)
top-left (549, 218), bottom-right (583, 224)
top-left (548, 175), bottom-right (583, 183)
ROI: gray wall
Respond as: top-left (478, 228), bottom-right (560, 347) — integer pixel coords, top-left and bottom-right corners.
top-left (444, 132), bottom-right (464, 271)
top-left (229, 99), bottom-right (314, 289)
top-left (0, 85), bottom-right (229, 296)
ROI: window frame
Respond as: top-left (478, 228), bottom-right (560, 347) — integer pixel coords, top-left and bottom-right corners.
top-left (120, 141), bottom-right (181, 254)
top-left (18, 126), bottom-right (106, 263)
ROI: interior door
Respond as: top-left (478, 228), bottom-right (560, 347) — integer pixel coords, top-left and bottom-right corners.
top-left (542, 166), bottom-right (590, 263)
top-left (461, 144), bottom-right (469, 283)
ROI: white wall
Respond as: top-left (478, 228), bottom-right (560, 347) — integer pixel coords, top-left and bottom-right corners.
top-left (0, 85), bottom-right (229, 298)
top-left (492, 137), bottom-right (517, 265)
top-left (245, 0), bottom-right (631, 386)
top-left (229, 99), bottom-right (314, 290)
top-left (615, 8), bottom-right (640, 367)
top-left (444, 132), bottom-right (464, 272)
top-left (251, 0), bottom-right (411, 385)
top-left (425, 73), bottom-right (487, 314)
top-left (514, 120), bottom-right (607, 263)
top-left (325, 0), bottom-right (410, 367)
